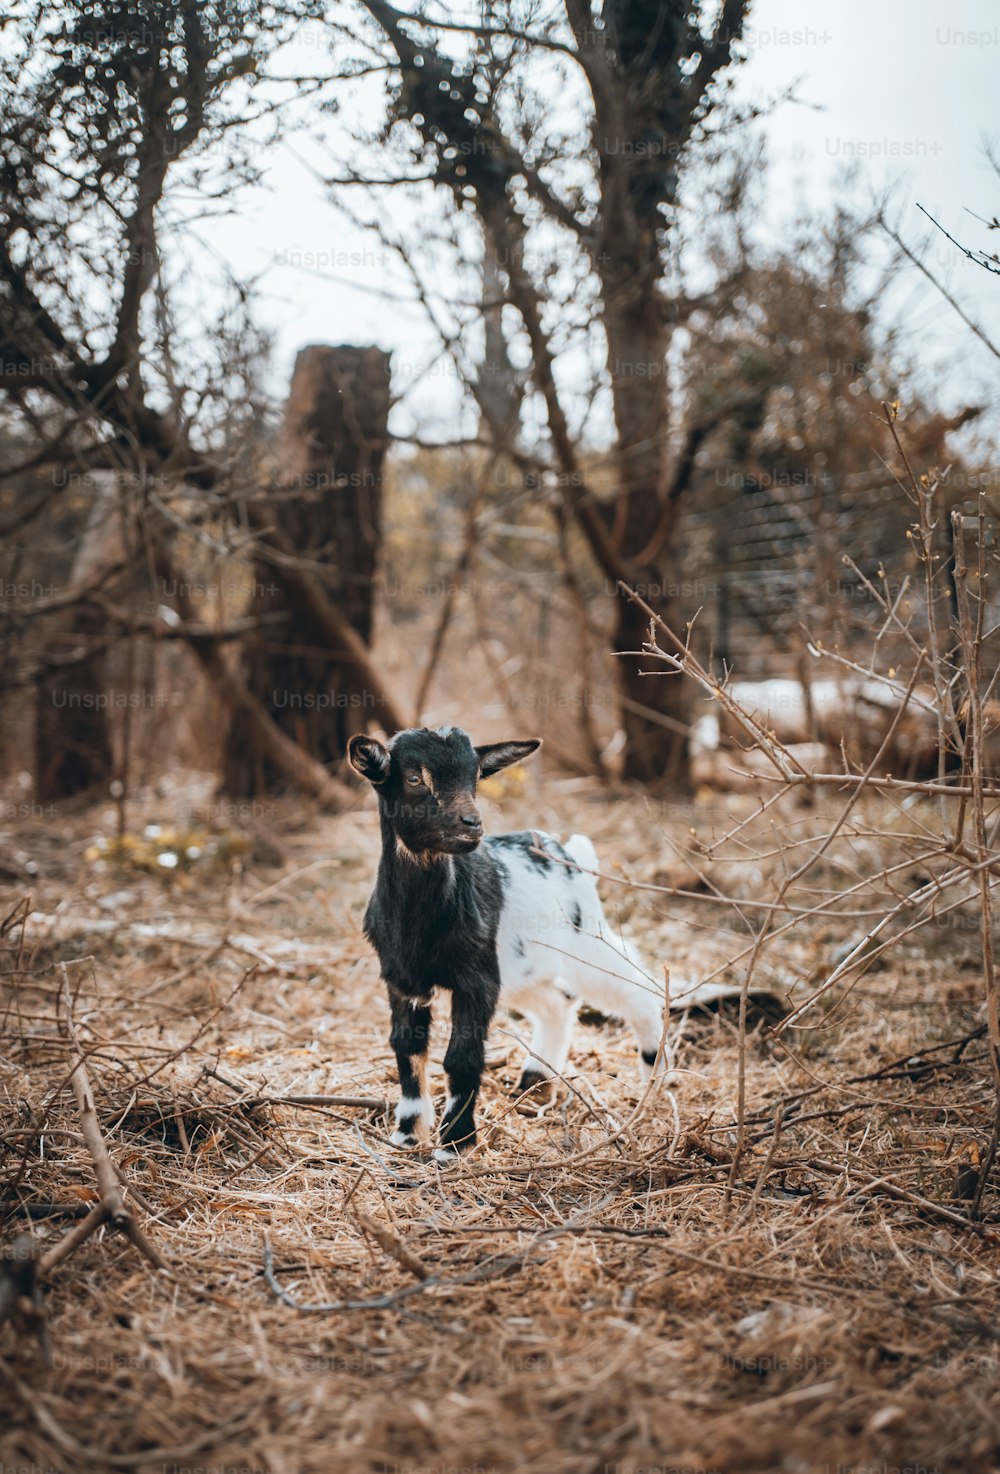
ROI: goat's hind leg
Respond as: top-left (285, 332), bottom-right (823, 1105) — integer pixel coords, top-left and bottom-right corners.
top-left (515, 981), bottom-right (576, 1094)
top-left (387, 987), bottom-right (435, 1146)
top-left (617, 974), bottom-right (669, 1080)
top-left (576, 935), bottom-right (670, 1080)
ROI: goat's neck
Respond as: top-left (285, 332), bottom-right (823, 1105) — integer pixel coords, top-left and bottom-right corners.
top-left (377, 811), bottom-right (456, 904)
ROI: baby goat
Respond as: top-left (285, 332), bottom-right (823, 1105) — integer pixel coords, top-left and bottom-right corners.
top-left (349, 725), bottom-right (667, 1162)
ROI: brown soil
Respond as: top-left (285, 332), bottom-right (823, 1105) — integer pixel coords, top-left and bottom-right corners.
top-left (1, 774), bottom-right (997, 1474)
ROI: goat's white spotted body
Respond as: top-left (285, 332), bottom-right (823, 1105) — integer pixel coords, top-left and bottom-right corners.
top-left (489, 830), bottom-right (668, 1081)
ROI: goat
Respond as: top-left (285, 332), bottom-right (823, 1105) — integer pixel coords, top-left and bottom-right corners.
top-left (348, 724), bottom-right (668, 1163)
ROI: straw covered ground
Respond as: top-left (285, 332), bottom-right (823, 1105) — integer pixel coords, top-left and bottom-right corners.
top-left (1, 773), bottom-right (999, 1474)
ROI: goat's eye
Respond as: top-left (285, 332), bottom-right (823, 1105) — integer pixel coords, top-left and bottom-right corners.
top-left (404, 773), bottom-right (423, 788)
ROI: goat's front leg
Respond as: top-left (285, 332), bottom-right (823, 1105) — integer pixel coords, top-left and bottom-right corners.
top-left (436, 981), bottom-right (497, 1164)
top-left (387, 986), bottom-right (434, 1147)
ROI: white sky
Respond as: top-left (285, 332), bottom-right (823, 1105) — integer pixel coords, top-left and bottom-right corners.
top-left (731, 0), bottom-right (1000, 426)
top-left (197, 0), bottom-right (1000, 441)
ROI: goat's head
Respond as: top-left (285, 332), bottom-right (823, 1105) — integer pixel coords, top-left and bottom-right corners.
top-left (348, 726), bottom-right (540, 859)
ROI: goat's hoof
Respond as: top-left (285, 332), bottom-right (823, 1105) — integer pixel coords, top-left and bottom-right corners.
top-left (639, 1052), bottom-right (677, 1087)
top-left (514, 1071), bottom-right (555, 1114)
top-left (389, 1129), bottom-right (420, 1148)
top-left (433, 1146), bottom-right (462, 1166)
top-left (515, 1069), bottom-right (549, 1095)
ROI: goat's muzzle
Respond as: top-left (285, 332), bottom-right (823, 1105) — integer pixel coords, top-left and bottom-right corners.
top-left (441, 808), bottom-right (483, 852)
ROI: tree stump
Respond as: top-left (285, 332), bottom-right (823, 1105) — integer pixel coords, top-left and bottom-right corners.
top-left (33, 478), bottom-right (120, 800)
top-left (224, 344), bottom-right (392, 795)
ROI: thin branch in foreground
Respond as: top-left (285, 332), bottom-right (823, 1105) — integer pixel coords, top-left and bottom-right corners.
top-left (952, 508), bottom-right (1000, 1217)
top-left (58, 965), bottom-right (169, 1275)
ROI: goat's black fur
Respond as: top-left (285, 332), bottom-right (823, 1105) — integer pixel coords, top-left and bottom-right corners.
top-left (349, 725), bottom-right (539, 1157)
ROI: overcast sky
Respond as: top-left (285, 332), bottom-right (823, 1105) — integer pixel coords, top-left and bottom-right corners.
top-left (732, 0), bottom-right (999, 421)
top-left (200, 0), bottom-right (1000, 440)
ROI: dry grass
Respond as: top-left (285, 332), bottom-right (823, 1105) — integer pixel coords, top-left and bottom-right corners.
top-left (2, 775), bottom-right (999, 1474)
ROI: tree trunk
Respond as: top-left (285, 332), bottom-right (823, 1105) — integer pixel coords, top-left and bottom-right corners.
top-left (223, 344), bottom-right (392, 796)
top-left (34, 600), bottom-right (114, 799)
top-left (34, 480), bottom-right (122, 799)
top-left (602, 301), bottom-right (692, 789)
top-left (614, 586), bottom-right (691, 788)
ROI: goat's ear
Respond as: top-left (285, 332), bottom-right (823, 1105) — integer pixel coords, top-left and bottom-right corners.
top-left (475, 739), bottom-right (541, 779)
top-left (347, 734), bottom-right (391, 785)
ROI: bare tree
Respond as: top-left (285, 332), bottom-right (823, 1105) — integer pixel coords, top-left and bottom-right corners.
top-left (0, 0), bottom-right (401, 801)
top-left (328, 0), bottom-right (753, 786)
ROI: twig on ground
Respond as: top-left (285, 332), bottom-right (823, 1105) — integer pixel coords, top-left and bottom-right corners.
top-left (355, 1210), bottom-right (429, 1281)
top-left (205, 1066), bottom-right (389, 1114)
top-left (57, 965), bottom-right (169, 1274)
